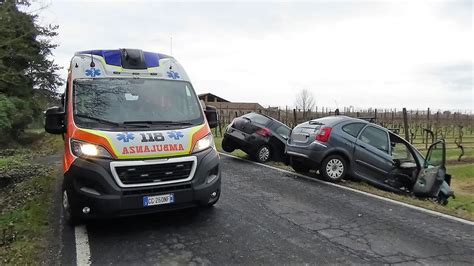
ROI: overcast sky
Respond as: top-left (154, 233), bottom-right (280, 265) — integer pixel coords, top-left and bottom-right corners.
top-left (30, 0), bottom-right (472, 111)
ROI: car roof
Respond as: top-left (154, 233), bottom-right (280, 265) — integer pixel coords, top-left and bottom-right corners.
top-left (296, 115), bottom-right (398, 137)
top-left (243, 112), bottom-right (290, 128)
top-left (340, 116), bottom-right (392, 132)
top-left (307, 115), bottom-right (363, 126)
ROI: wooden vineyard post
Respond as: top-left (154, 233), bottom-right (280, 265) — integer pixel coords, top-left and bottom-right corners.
top-left (427, 108), bottom-right (431, 130)
top-left (293, 109), bottom-right (297, 128)
top-left (218, 117), bottom-right (222, 137)
top-left (403, 108), bottom-right (409, 141)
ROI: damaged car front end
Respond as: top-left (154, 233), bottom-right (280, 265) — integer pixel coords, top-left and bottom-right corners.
top-left (388, 135), bottom-right (454, 204)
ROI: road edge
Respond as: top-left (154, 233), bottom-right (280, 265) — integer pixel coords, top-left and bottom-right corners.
top-left (219, 152), bottom-right (474, 226)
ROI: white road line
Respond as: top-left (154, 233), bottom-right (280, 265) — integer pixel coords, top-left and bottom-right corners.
top-left (74, 225), bottom-right (91, 266)
top-left (220, 152), bottom-right (474, 226)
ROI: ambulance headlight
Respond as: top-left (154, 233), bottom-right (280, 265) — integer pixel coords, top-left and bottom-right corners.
top-left (71, 139), bottom-right (112, 159)
top-left (192, 134), bottom-right (215, 153)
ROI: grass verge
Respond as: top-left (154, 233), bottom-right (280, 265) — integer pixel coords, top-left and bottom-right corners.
top-left (0, 133), bottom-right (62, 264)
top-left (214, 136), bottom-right (473, 221)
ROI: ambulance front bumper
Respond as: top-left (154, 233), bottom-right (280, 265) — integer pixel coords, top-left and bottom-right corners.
top-left (63, 148), bottom-right (221, 219)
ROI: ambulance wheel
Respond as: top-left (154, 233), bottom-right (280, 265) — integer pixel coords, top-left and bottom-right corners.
top-left (62, 189), bottom-right (80, 226)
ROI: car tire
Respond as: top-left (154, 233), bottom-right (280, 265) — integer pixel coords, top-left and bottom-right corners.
top-left (221, 137), bottom-right (235, 153)
top-left (255, 145), bottom-right (272, 163)
top-left (320, 155), bottom-right (347, 182)
top-left (291, 160), bottom-right (310, 173)
top-left (62, 189), bottom-right (81, 226)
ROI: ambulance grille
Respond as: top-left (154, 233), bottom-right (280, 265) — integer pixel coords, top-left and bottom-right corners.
top-left (115, 161), bottom-right (194, 185)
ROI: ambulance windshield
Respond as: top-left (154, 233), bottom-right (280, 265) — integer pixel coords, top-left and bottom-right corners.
top-left (73, 78), bottom-right (204, 129)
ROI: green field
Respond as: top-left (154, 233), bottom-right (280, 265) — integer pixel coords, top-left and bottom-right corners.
top-left (213, 135), bottom-right (474, 220)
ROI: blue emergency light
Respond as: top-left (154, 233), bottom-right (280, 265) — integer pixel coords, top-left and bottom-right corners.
top-left (75, 49), bottom-right (172, 69)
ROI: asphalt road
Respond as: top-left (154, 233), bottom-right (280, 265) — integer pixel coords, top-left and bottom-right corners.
top-left (60, 154), bottom-right (474, 265)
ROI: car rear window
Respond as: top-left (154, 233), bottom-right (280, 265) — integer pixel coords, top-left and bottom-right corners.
top-left (310, 116), bottom-right (345, 125)
top-left (243, 113), bottom-right (271, 125)
top-left (276, 125), bottom-right (291, 138)
top-left (342, 123), bottom-right (366, 137)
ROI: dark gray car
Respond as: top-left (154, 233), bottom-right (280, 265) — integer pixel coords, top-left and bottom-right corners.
top-left (223, 112), bottom-right (291, 163)
top-left (286, 116), bottom-right (454, 204)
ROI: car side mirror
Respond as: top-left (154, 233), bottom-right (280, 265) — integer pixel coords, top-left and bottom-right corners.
top-left (205, 105), bottom-right (218, 129)
top-left (44, 106), bottom-right (65, 134)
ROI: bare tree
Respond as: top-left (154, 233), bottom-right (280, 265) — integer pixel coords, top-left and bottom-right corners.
top-left (295, 89), bottom-right (315, 119)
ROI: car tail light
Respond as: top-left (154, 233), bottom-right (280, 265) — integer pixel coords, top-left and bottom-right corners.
top-left (315, 127), bottom-right (332, 142)
top-left (256, 127), bottom-right (270, 137)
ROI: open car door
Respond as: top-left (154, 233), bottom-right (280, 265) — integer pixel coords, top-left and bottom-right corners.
top-left (413, 140), bottom-right (453, 204)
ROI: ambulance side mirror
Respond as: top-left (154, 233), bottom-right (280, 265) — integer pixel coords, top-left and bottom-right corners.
top-left (205, 105), bottom-right (218, 129)
top-left (45, 106), bottom-right (65, 134)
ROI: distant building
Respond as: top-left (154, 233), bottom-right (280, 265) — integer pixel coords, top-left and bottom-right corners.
top-left (198, 93), bottom-right (265, 120)
top-left (198, 93), bottom-right (230, 103)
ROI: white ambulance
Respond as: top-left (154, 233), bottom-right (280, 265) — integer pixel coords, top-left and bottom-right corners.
top-left (45, 49), bottom-right (220, 225)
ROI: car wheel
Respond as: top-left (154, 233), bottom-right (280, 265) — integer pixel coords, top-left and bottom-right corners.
top-left (62, 189), bottom-right (80, 226)
top-left (320, 155), bottom-right (347, 182)
top-left (291, 160), bottom-right (310, 173)
top-left (221, 137), bottom-right (235, 152)
top-left (255, 145), bottom-right (272, 163)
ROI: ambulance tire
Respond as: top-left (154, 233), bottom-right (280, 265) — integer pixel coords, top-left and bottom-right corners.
top-left (62, 188), bottom-right (81, 226)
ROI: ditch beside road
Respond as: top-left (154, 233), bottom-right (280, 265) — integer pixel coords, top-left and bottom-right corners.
top-left (213, 136), bottom-right (474, 221)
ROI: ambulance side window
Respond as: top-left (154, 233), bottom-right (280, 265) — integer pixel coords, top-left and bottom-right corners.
top-left (185, 85), bottom-right (192, 110)
top-left (183, 84), bottom-right (199, 118)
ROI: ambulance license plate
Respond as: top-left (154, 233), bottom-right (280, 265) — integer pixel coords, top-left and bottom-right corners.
top-left (143, 194), bottom-right (174, 207)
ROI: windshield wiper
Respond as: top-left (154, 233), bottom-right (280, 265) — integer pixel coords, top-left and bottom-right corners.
top-left (123, 120), bottom-right (194, 126)
top-left (76, 114), bottom-right (122, 126)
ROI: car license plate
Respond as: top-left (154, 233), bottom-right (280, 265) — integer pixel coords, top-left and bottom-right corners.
top-left (143, 194), bottom-right (174, 207)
